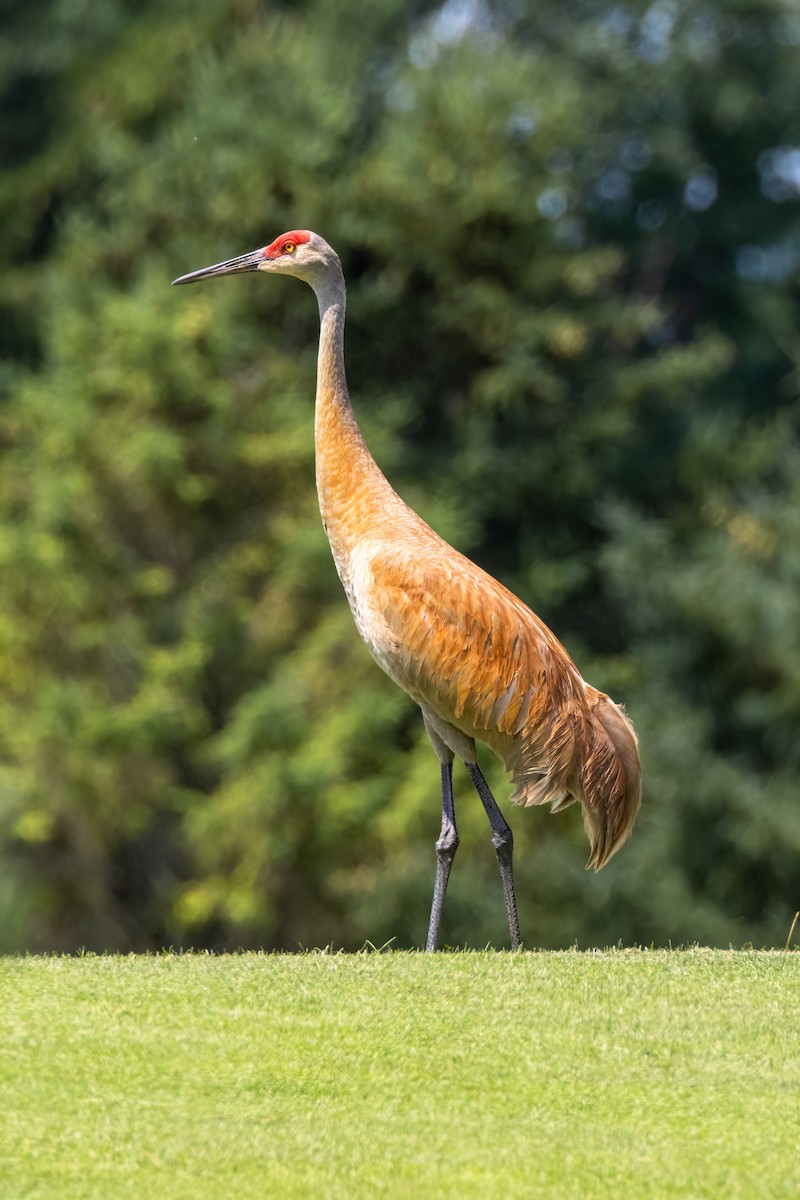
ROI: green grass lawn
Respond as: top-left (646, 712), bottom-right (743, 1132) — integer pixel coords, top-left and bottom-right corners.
top-left (1, 950), bottom-right (798, 1199)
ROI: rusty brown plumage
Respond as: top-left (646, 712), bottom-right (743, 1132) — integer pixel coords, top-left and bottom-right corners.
top-left (324, 492), bottom-right (640, 872)
top-left (173, 229), bottom-right (642, 948)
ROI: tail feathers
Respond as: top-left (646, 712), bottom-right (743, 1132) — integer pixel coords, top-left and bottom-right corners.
top-left (579, 693), bottom-right (641, 870)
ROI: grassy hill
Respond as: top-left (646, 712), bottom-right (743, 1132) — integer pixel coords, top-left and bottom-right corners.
top-left (2, 950), bottom-right (798, 1198)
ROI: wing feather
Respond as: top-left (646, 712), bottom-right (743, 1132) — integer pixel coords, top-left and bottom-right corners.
top-left (369, 542), bottom-right (581, 740)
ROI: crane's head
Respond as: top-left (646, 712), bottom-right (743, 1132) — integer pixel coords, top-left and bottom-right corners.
top-left (171, 230), bottom-right (340, 289)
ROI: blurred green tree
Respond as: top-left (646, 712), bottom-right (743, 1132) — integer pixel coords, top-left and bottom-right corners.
top-left (1, 0), bottom-right (798, 951)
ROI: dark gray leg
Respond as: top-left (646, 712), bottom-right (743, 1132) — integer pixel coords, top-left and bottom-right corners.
top-left (426, 762), bottom-right (459, 952)
top-left (465, 762), bottom-right (522, 950)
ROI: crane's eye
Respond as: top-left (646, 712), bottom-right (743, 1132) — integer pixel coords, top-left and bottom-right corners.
top-left (283, 242), bottom-right (296, 254)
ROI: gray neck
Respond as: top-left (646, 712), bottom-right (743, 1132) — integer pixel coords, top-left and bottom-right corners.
top-left (314, 267), bottom-right (349, 406)
top-left (311, 260), bottom-right (396, 538)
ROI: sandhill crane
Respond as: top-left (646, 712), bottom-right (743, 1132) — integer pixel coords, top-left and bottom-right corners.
top-left (173, 230), bottom-right (641, 951)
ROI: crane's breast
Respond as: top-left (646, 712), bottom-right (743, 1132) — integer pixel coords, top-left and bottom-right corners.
top-left (326, 537), bottom-right (405, 681)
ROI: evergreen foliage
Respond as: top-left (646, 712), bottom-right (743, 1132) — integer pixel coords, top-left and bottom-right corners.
top-left (1, 0), bottom-right (798, 950)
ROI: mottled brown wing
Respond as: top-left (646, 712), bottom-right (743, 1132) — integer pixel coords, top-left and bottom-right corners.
top-left (371, 541), bottom-right (580, 738)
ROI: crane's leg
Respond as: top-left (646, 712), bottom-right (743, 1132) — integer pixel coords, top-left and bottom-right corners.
top-left (426, 761), bottom-right (459, 952)
top-left (465, 762), bottom-right (522, 950)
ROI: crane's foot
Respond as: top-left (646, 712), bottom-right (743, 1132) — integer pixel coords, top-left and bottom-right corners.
top-left (426, 762), bottom-right (459, 952)
top-left (465, 762), bottom-right (522, 950)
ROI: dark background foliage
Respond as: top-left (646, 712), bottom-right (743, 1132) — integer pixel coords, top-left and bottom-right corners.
top-left (1, 0), bottom-right (798, 951)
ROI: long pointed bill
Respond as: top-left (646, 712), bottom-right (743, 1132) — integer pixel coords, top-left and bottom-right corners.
top-left (171, 247), bottom-right (265, 286)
